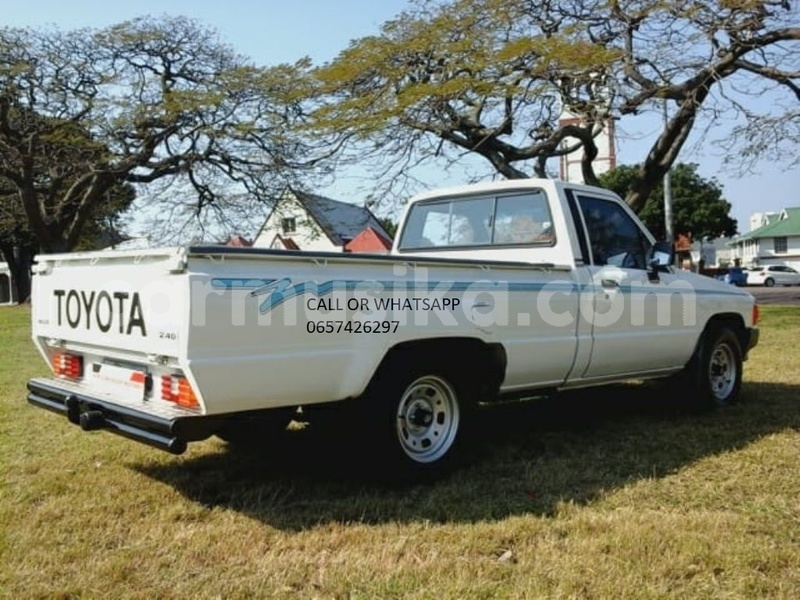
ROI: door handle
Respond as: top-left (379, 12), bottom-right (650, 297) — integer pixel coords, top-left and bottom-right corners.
top-left (600, 279), bottom-right (620, 289)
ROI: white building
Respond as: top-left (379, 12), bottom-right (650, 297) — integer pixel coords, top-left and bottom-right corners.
top-left (689, 237), bottom-right (735, 268)
top-left (729, 207), bottom-right (800, 270)
top-left (557, 110), bottom-right (617, 184)
top-left (749, 211), bottom-right (780, 232)
top-left (252, 188), bottom-right (392, 253)
top-left (0, 262), bottom-right (16, 305)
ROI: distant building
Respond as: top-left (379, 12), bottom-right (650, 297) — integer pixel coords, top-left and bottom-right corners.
top-left (558, 110), bottom-right (617, 183)
top-left (675, 234), bottom-right (735, 270)
top-left (343, 226), bottom-right (393, 253)
top-left (0, 262), bottom-right (16, 305)
top-left (222, 235), bottom-right (253, 248)
top-left (252, 188), bottom-right (393, 253)
top-left (730, 207), bottom-right (800, 270)
top-left (749, 211), bottom-right (780, 232)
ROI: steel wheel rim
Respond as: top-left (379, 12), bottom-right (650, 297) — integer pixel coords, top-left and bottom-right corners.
top-left (395, 375), bottom-right (460, 464)
top-left (709, 342), bottom-right (737, 401)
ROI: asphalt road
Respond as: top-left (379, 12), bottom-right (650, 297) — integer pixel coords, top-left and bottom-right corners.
top-left (746, 285), bottom-right (800, 306)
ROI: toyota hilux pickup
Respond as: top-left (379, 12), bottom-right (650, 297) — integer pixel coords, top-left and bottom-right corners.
top-left (26, 179), bottom-right (759, 477)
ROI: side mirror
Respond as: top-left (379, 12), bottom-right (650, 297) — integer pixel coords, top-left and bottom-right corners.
top-left (647, 241), bottom-right (674, 282)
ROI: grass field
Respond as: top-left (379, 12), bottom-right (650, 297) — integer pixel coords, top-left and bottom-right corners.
top-left (1, 306), bottom-right (799, 599)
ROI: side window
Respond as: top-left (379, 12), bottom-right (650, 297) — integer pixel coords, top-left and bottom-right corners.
top-left (492, 192), bottom-right (554, 245)
top-left (577, 196), bottom-right (651, 270)
top-left (404, 197), bottom-right (494, 247)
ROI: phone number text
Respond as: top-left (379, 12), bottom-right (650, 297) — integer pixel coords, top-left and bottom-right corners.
top-left (306, 320), bottom-right (400, 334)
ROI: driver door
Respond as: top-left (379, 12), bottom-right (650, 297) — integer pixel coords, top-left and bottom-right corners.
top-left (575, 194), bottom-right (693, 378)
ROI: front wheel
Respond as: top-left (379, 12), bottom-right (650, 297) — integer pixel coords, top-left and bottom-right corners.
top-left (684, 326), bottom-right (743, 411)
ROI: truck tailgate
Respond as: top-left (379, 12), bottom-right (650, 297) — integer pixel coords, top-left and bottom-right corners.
top-left (31, 248), bottom-right (187, 358)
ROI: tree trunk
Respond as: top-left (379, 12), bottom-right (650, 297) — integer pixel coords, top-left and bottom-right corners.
top-left (15, 246), bottom-right (32, 302)
top-left (624, 87), bottom-right (711, 213)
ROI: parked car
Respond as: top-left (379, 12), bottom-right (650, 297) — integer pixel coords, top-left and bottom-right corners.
top-left (747, 265), bottom-right (800, 287)
top-left (717, 267), bottom-right (748, 287)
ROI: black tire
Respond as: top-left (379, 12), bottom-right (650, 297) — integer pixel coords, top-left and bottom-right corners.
top-left (682, 325), bottom-right (743, 411)
top-left (764, 277), bottom-right (775, 287)
top-left (359, 355), bottom-right (476, 482)
top-left (216, 407), bottom-right (297, 448)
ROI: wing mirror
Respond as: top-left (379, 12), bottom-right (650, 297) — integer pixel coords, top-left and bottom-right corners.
top-left (647, 241), bottom-right (674, 282)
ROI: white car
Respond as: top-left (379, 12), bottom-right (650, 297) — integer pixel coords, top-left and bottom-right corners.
top-left (747, 265), bottom-right (800, 287)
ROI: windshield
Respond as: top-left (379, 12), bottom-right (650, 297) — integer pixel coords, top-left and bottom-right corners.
top-left (398, 190), bottom-right (554, 250)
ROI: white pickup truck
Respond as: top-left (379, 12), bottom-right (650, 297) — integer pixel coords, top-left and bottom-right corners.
top-left (27, 179), bottom-right (759, 478)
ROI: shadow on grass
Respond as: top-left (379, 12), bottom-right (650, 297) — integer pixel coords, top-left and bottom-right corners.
top-left (133, 380), bottom-right (800, 531)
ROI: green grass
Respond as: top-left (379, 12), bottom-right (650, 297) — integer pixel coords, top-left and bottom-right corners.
top-left (2, 305), bottom-right (799, 598)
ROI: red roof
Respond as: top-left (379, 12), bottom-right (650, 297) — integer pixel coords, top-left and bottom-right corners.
top-left (224, 235), bottom-right (252, 247)
top-left (674, 233), bottom-right (693, 252)
top-left (344, 226), bottom-right (393, 253)
top-left (269, 234), bottom-right (299, 250)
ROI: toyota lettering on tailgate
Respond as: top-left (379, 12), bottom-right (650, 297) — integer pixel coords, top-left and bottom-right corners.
top-left (52, 289), bottom-right (147, 336)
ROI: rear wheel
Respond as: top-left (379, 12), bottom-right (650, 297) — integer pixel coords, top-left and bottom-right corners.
top-left (764, 277), bottom-right (775, 287)
top-left (361, 356), bottom-right (475, 482)
top-left (395, 374), bottom-right (460, 465)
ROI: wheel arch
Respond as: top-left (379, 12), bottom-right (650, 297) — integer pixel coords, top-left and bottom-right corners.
top-left (373, 337), bottom-right (507, 401)
top-left (690, 312), bottom-right (747, 364)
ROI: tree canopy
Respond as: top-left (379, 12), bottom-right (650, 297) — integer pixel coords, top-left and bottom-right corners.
top-left (599, 163), bottom-right (737, 241)
top-left (306, 0), bottom-right (799, 209)
top-left (0, 16), bottom-right (315, 254)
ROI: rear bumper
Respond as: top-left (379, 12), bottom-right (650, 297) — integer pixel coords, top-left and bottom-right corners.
top-left (26, 378), bottom-right (219, 455)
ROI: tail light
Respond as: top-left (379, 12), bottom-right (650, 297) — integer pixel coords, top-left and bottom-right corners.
top-left (160, 375), bottom-right (175, 402)
top-left (53, 352), bottom-right (83, 379)
top-left (176, 378), bottom-right (200, 408)
top-left (160, 375), bottom-right (199, 409)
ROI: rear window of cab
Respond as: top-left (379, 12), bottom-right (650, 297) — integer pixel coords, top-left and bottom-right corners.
top-left (398, 190), bottom-right (555, 250)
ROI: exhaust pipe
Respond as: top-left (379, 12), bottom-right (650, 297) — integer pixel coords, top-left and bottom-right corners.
top-left (79, 410), bottom-right (106, 431)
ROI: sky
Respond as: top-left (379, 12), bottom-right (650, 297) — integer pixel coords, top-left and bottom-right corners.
top-left (3, 0), bottom-right (798, 235)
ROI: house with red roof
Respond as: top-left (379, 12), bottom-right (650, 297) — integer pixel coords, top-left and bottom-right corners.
top-left (252, 188), bottom-right (393, 253)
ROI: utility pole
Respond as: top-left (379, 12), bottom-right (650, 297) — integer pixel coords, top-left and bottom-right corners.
top-left (662, 99), bottom-right (674, 245)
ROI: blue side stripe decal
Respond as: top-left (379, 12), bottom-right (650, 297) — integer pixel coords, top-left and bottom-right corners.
top-left (210, 277), bottom-right (742, 314)
top-left (212, 278), bottom-right (577, 313)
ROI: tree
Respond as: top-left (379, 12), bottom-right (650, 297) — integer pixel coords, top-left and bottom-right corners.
top-left (0, 16), bottom-right (314, 257)
top-left (720, 108), bottom-right (800, 173)
top-left (376, 216), bottom-right (398, 238)
top-left (599, 163), bottom-right (737, 241)
top-left (306, 0), bottom-right (799, 209)
top-left (309, 0), bottom-right (618, 200)
top-left (0, 145), bottom-right (135, 301)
